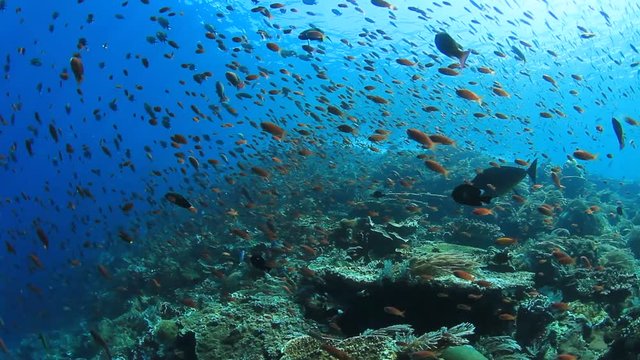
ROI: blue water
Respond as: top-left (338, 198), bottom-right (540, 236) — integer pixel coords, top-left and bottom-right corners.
top-left (1, 0), bottom-right (639, 356)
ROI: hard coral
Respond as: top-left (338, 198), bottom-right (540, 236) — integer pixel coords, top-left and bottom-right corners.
top-left (442, 219), bottom-right (504, 248)
top-left (280, 334), bottom-right (398, 360)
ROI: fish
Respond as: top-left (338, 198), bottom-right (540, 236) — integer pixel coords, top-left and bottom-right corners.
top-left (164, 192), bottom-right (197, 213)
top-left (215, 81), bottom-right (229, 103)
top-left (511, 45), bottom-right (526, 62)
top-left (406, 128), bottom-right (434, 148)
top-left (495, 237), bottom-right (517, 246)
top-left (70, 56), bottom-right (84, 84)
top-left (225, 71), bottom-right (245, 89)
top-left (250, 254), bottom-right (272, 272)
top-left (611, 117), bottom-right (625, 149)
top-left (472, 207), bottom-right (493, 216)
top-left (383, 306), bottom-right (405, 317)
top-left (556, 354), bottom-right (578, 360)
top-left (573, 150), bottom-right (597, 160)
top-left (434, 32), bottom-right (470, 68)
top-left (424, 159), bottom-right (448, 178)
top-left (452, 270), bottom-right (475, 281)
top-left (260, 121), bottom-right (286, 139)
top-left (5, 241), bottom-right (15, 254)
top-left (298, 28), bottom-right (327, 42)
top-left (452, 159), bottom-right (537, 206)
top-left (455, 89), bottom-right (482, 104)
top-left (0, 337), bottom-right (8, 354)
top-left (90, 329), bottom-right (113, 360)
top-left (38, 333), bottom-right (50, 352)
top-left (498, 313), bottom-right (517, 321)
top-left (35, 226), bottom-right (49, 249)
top-left (371, 0), bottom-right (398, 11)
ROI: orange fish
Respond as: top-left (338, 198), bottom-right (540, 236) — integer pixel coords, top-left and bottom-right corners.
top-left (573, 150), bottom-right (597, 160)
top-left (0, 337), bottom-right (8, 354)
top-left (551, 302), bottom-right (570, 312)
top-left (181, 298), bottom-right (198, 308)
top-left (29, 253), bottom-right (44, 269)
top-left (438, 67), bottom-right (459, 76)
top-left (474, 280), bottom-right (493, 288)
top-left (537, 204), bottom-right (554, 216)
top-left (498, 313), bottom-right (516, 321)
top-left (452, 270), bottom-right (475, 281)
top-left (97, 264), bottom-right (111, 279)
top-left (70, 56), bottom-right (84, 84)
top-left (556, 354), bottom-right (578, 360)
top-left (429, 134), bottom-right (455, 146)
top-left (495, 237), bottom-right (517, 246)
top-left (260, 121), bottom-right (285, 139)
top-left (472, 207), bottom-right (493, 216)
top-left (266, 42), bottom-right (280, 52)
top-left (406, 128), bottom-right (433, 148)
top-left (424, 160), bottom-right (448, 177)
top-left (551, 172), bottom-right (565, 190)
top-left (455, 88), bottom-right (482, 104)
top-left (5, 241), bottom-right (16, 254)
top-left (35, 226), bottom-right (49, 249)
top-left (383, 306), bottom-right (405, 317)
top-left (492, 87), bottom-right (510, 97)
top-left (396, 58), bottom-right (415, 66)
top-left (251, 166), bottom-right (270, 178)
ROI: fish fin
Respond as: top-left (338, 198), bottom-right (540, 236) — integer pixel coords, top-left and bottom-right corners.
top-left (527, 159), bottom-right (538, 183)
top-left (459, 50), bottom-right (471, 68)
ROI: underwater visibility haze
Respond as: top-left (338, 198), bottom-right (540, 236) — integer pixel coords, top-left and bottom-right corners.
top-left (2, 0), bottom-right (640, 359)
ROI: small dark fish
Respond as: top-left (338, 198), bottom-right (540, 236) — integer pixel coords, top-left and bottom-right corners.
top-left (452, 160), bottom-right (537, 206)
top-left (35, 226), bottom-right (49, 249)
top-left (250, 254), bottom-right (272, 272)
top-left (434, 32), bottom-right (470, 68)
top-left (298, 28), bottom-right (326, 42)
top-left (38, 333), bottom-right (49, 352)
top-left (616, 205), bottom-right (624, 216)
top-left (90, 329), bottom-right (112, 360)
top-left (164, 192), bottom-right (197, 213)
top-left (511, 45), bottom-right (526, 62)
top-left (611, 117), bottom-right (625, 149)
top-left (372, 190), bottom-right (385, 198)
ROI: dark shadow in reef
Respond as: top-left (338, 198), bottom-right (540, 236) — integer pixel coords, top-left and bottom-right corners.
top-left (307, 275), bottom-right (516, 338)
top-left (175, 331), bottom-right (198, 360)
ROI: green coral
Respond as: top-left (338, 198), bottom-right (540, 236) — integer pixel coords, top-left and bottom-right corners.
top-left (441, 345), bottom-right (489, 360)
top-left (154, 319), bottom-right (180, 346)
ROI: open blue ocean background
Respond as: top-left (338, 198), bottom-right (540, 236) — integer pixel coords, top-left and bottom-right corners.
top-left (1, 0), bottom-right (639, 356)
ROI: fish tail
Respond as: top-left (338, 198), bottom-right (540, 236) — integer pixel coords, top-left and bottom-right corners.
top-left (527, 158), bottom-right (538, 183)
top-left (459, 50), bottom-right (471, 68)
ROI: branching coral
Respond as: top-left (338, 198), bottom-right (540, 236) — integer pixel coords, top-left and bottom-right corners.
top-left (360, 322), bottom-right (476, 354)
top-left (477, 335), bottom-right (523, 358)
top-left (405, 322), bottom-right (476, 352)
